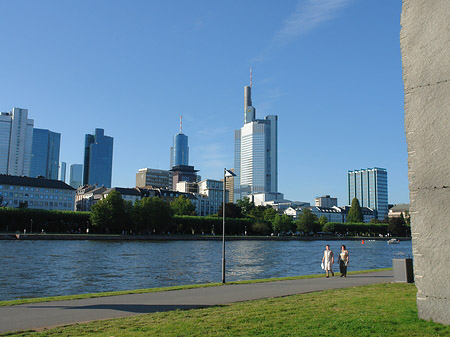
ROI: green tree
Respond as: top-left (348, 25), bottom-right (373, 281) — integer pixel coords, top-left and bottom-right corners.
top-left (272, 214), bottom-right (294, 233)
top-left (296, 208), bottom-right (319, 234)
top-left (346, 198), bottom-right (364, 223)
top-left (90, 191), bottom-right (133, 233)
top-left (170, 195), bottom-right (196, 216)
top-left (251, 221), bottom-right (272, 235)
top-left (263, 207), bottom-right (277, 223)
top-left (217, 203), bottom-right (243, 218)
top-left (403, 210), bottom-right (411, 226)
top-left (236, 197), bottom-right (255, 217)
top-left (388, 215), bottom-right (407, 237)
top-left (318, 215), bottom-right (328, 227)
top-left (134, 197), bottom-right (173, 234)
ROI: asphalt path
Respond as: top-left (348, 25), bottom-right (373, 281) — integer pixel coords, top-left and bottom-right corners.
top-left (0, 270), bottom-right (393, 334)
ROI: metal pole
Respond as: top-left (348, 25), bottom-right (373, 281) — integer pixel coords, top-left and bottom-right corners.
top-left (222, 168), bottom-right (226, 284)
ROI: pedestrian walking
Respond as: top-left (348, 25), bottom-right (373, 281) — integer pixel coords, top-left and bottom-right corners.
top-left (338, 244), bottom-right (349, 277)
top-left (322, 244), bottom-right (334, 277)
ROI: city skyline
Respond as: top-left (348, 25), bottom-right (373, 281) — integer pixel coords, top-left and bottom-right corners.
top-left (0, 1), bottom-right (407, 205)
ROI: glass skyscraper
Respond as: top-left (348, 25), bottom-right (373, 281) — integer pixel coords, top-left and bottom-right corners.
top-left (170, 117), bottom-right (189, 169)
top-left (348, 167), bottom-right (388, 220)
top-left (83, 128), bottom-right (114, 188)
top-left (234, 82), bottom-right (278, 202)
top-left (0, 108), bottom-right (34, 176)
top-left (30, 128), bottom-right (61, 180)
top-left (69, 164), bottom-right (83, 189)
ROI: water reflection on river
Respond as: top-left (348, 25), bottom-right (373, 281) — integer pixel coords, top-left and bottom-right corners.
top-left (0, 239), bottom-right (412, 301)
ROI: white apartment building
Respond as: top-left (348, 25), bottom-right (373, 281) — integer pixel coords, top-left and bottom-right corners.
top-left (198, 179), bottom-right (224, 216)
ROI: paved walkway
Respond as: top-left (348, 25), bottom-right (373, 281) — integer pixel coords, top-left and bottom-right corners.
top-left (0, 270), bottom-right (393, 334)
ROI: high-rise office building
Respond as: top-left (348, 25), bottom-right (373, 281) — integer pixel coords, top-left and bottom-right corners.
top-left (234, 73), bottom-right (278, 202)
top-left (58, 162), bottom-right (67, 182)
top-left (83, 128), bottom-right (114, 188)
top-left (170, 116), bottom-right (189, 169)
top-left (347, 167), bottom-right (388, 220)
top-left (30, 128), bottom-right (61, 180)
top-left (0, 108), bottom-right (34, 176)
top-left (136, 168), bottom-right (173, 189)
top-left (69, 164), bottom-right (83, 189)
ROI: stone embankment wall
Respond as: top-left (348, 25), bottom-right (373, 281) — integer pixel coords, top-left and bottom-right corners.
top-left (401, 0), bottom-right (450, 325)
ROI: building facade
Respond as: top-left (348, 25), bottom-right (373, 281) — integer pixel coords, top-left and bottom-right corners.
top-left (0, 174), bottom-right (75, 210)
top-left (136, 168), bottom-right (173, 189)
top-left (0, 108), bottom-right (34, 177)
top-left (29, 128), bottom-right (61, 180)
top-left (234, 81), bottom-right (278, 202)
top-left (284, 205), bottom-right (376, 223)
top-left (83, 128), bottom-right (114, 188)
top-left (69, 164), bottom-right (83, 189)
top-left (315, 195), bottom-right (338, 208)
top-left (197, 179), bottom-right (224, 216)
top-left (58, 162), bottom-right (67, 182)
top-left (75, 185), bottom-right (107, 211)
top-left (170, 165), bottom-right (198, 190)
top-left (170, 116), bottom-right (189, 169)
top-left (222, 168), bottom-right (235, 203)
top-left (101, 187), bottom-right (142, 205)
top-left (348, 167), bottom-right (388, 220)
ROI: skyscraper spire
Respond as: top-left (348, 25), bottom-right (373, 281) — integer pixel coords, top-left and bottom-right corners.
top-left (244, 69), bottom-right (255, 124)
top-left (180, 115), bottom-right (182, 134)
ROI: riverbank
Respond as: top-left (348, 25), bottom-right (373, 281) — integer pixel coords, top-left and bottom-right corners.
top-left (1, 275), bottom-right (448, 336)
top-left (0, 233), bottom-right (411, 241)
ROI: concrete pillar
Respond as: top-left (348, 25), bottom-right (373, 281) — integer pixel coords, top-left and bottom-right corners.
top-left (401, 0), bottom-right (450, 325)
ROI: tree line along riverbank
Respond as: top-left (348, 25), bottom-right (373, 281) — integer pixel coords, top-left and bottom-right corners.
top-left (0, 233), bottom-right (411, 241)
top-left (0, 192), bottom-right (411, 237)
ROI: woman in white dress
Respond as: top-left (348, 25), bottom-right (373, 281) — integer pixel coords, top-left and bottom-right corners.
top-left (322, 244), bottom-right (334, 277)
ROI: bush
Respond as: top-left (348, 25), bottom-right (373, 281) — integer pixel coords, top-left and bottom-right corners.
top-left (0, 207), bottom-right (90, 233)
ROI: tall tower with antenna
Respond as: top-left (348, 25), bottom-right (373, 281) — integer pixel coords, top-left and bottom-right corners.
top-left (244, 68), bottom-right (255, 123)
top-left (234, 69), bottom-right (278, 201)
top-left (170, 115), bottom-right (189, 169)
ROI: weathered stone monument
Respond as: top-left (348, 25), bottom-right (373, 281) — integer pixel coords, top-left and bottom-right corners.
top-left (401, 0), bottom-right (450, 325)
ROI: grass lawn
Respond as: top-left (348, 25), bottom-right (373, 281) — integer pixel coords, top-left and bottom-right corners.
top-left (3, 283), bottom-right (449, 337)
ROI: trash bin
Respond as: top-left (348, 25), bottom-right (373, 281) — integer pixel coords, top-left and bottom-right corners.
top-left (392, 258), bottom-right (414, 283)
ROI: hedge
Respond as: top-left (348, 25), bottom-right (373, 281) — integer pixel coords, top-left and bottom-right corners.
top-left (0, 207), bottom-right (90, 233)
top-left (173, 215), bottom-right (253, 235)
top-left (322, 222), bottom-right (389, 236)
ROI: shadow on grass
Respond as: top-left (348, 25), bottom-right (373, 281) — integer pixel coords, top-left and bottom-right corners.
top-left (27, 304), bottom-right (213, 314)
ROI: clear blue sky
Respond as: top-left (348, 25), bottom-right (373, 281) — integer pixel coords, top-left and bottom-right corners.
top-left (0, 0), bottom-right (407, 205)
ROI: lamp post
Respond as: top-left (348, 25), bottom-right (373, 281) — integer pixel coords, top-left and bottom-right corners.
top-left (222, 168), bottom-right (236, 284)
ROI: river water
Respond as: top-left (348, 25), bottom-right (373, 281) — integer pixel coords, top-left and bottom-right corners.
top-left (0, 239), bottom-right (412, 301)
